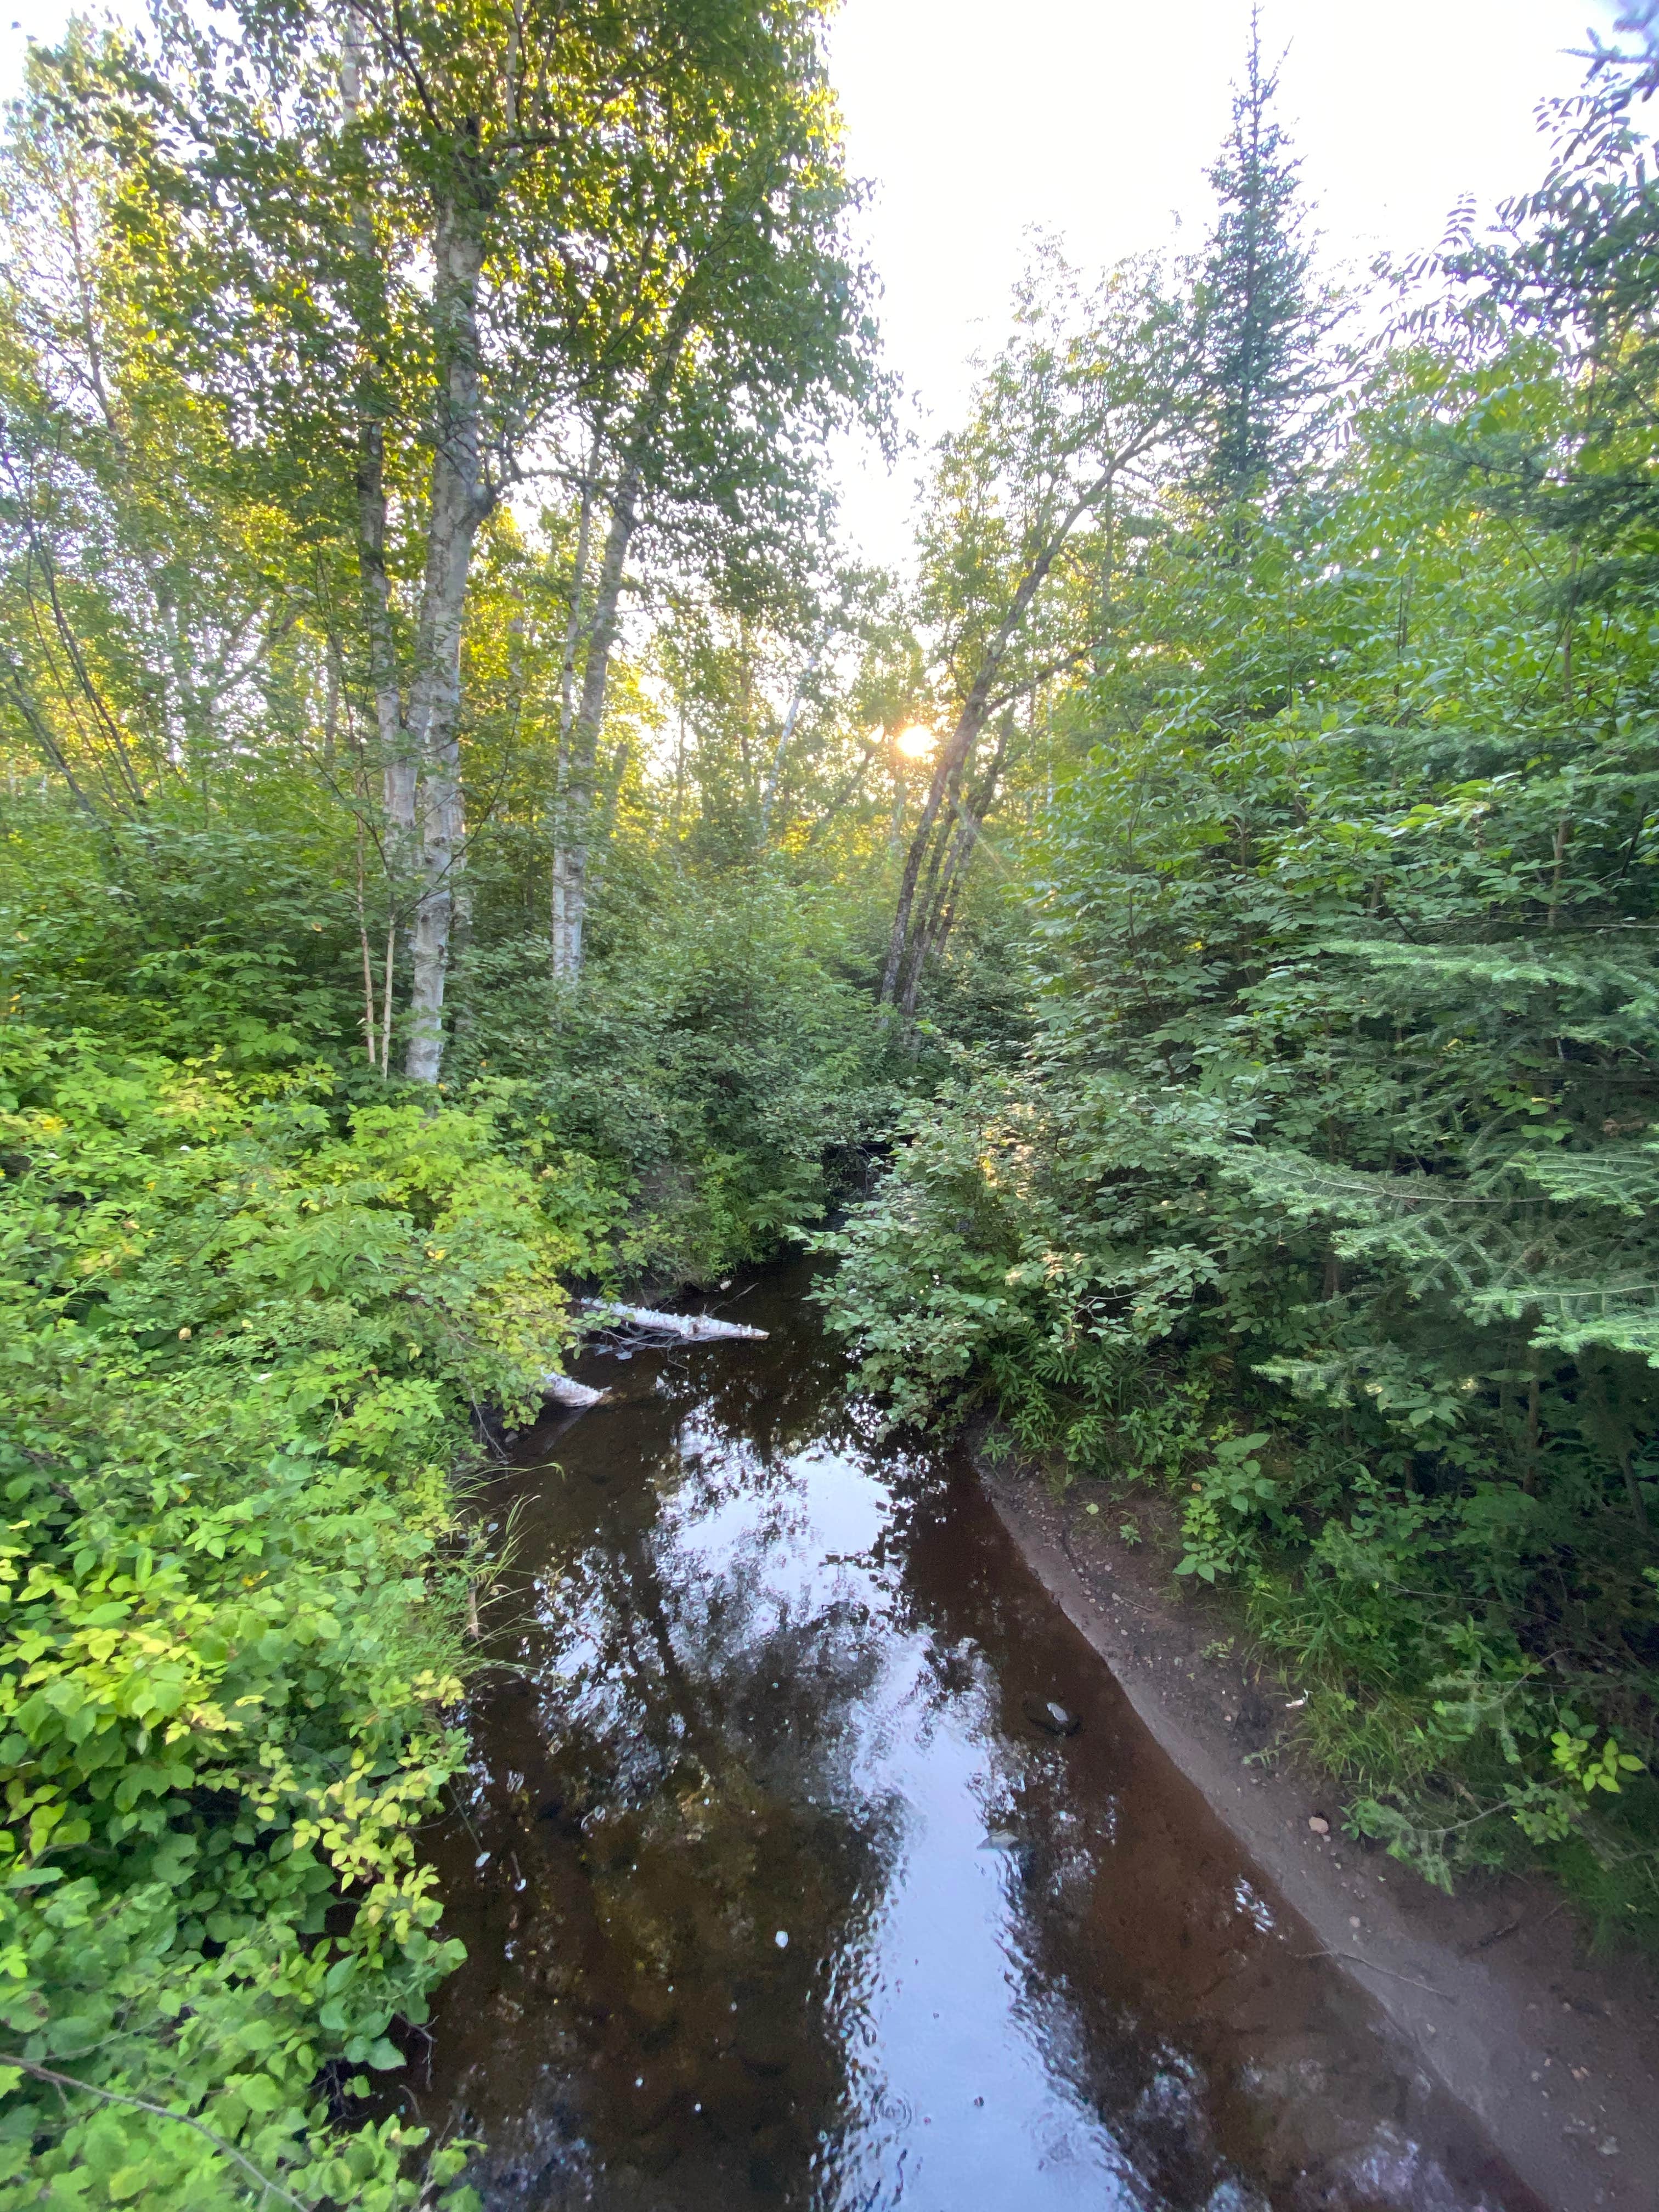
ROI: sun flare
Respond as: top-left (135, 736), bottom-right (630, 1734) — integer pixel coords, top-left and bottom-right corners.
top-left (894, 724), bottom-right (935, 761)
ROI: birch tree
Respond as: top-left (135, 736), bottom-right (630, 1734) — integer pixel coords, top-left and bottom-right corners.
top-left (542, 25), bottom-right (884, 976)
top-left (879, 246), bottom-right (1197, 1024)
top-left (0, 31), bottom-right (308, 818)
top-left (79, 0), bottom-right (875, 1069)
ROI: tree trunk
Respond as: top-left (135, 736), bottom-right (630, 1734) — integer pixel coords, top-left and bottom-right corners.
top-left (759, 641), bottom-right (823, 836)
top-left (892, 738), bottom-right (974, 1020)
top-left (558, 438), bottom-right (601, 747)
top-left (542, 1372), bottom-right (608, 1409)
top-left (354, 805), bottom-right (377, 1065)
top-left (585, 736), bottom-right (633, 909)
top-left (582, 1301), bottom-right (767, 1342)
top-left (403, 195), bottom-right (490, 1082)
top-left (343, 14), bottom-right (415, 1060)
top-left (898, 721), bottom-right (1010, 1018)
top-left (357, 420), bottom-right (412, 818)
top-left (880, 472), bottom-right (1112, 1008)
top-left (546, 431), bottom-right (602, 960)
top-left (879, 533), bottom-right (1074, 1005)
top-left (551, 456), bottom-right (639, 979)
top-left (879, 690), bottom-right (989, 1006)
top-left (549, 270), bottom-right (707, 979)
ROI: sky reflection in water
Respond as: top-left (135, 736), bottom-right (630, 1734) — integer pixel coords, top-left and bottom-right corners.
top-left (415, 1267), bottom-right (1532, 2212)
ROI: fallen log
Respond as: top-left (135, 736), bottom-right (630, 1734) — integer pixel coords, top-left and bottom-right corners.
top-left (580, 1300), bottom-right (768, 1344)
top-left (541, 1373), bottom-right (610, 1409)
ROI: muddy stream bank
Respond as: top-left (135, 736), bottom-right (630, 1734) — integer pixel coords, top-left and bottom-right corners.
top-left (408, 1264), bottom-right (1542, 2211)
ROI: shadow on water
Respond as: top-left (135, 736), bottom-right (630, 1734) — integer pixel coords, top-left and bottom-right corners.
top-left (404, 1262), bottom-right (1541, 2212)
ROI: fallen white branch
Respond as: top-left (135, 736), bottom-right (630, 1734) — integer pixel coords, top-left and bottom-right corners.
top-left (580, 1300), bottom-right (768, 1343)
top-left (541, 1373), bottom-right (610, 1409)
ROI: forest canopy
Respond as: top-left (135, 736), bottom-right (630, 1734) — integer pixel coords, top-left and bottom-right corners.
top-left (5, 2), bottom-right (1659, 2204)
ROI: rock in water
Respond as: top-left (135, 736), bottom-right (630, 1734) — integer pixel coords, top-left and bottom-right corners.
top-left (1023, 1695), bottom-right (1081, 1737)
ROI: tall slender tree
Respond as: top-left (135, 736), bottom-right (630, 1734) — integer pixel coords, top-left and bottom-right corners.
top-left (880, 245), bottom-right (1194, 1023)
top-left (544, 26), bottom-right (883, 982)
top-left (75, 0), bottom-right (879, 1071)
top-left (1198, 9), bottom-right (1321, 504)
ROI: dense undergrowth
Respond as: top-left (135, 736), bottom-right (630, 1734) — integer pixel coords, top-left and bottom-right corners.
top-left (445, 878), bottom-right (903, 1286)
top-left (12, 0), bottom-right (1659, 2199)
top-left (823, 298), bottom-right (1659, 1931)
top-left (0, 809), bottom-right (904, 2205)
top-left (0, 1025), bottom-right (588, 2207)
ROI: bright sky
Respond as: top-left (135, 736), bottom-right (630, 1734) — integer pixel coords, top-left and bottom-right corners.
top-left (0, 0), bottom-right (1628, 567)
top-left (827, 0), bottom-right (1625, 565)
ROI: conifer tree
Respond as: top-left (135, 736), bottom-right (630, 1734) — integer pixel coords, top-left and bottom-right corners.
top-left (1198, 9), bottom-right (1321, 502)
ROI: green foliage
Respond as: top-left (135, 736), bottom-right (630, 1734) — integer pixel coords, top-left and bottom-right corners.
top-left (14, 0), bottom-right (1659, 2184)
top-left (1175, 1434), bottom-right (1280, 1584)
top-left (0, 1022), bottom-right (610, 2205)
top-left (1197, 12), bottom-right (1328, 501)
top-left (450, 873), bottom-right (901, 1284)
top-left (826, 125), bottom-right (1659, 1915)
top-left (0, 817), bottom-right (369, 1075)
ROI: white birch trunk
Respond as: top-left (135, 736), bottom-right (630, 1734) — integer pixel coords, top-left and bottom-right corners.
top-left (551, 458), bottom-right (639, 979)
top-left (543, 1373), bottom-right (609, 1408)
top-left (549, 272), bottom-right (706, 979)
top-left (403, 196), bottom-right (490, 1082)
top-left (582, 1302), bottom-right (768, 1342)
top-left (343, 13), bottom-right (411, 1064)
top-left (547, 437), bottom-right (599, 972)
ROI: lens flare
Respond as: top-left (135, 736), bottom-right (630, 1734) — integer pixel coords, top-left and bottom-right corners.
top-left (894, 724), bottom-right (934, 760)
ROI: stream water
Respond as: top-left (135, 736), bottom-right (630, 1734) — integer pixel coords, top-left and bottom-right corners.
top-left (411, 1265), bottom-right (1536, 2212)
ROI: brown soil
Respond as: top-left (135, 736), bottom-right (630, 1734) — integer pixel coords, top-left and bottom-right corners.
top-left (977, 1443), bottom-right (1659, 2212)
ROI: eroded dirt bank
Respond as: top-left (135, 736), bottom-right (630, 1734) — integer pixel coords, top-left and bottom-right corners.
top-left (979, 1452), bottom-right (1659, 2212)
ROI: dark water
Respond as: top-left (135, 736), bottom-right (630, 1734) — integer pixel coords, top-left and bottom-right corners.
top-left (410, 1266), bottom-right (1535, 2212)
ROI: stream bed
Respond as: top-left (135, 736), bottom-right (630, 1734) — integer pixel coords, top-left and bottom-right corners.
top-left (411, 1265), bottom-right (1537, 2211)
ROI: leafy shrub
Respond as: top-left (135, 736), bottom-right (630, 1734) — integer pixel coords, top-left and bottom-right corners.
top-left (0, 1025), bottom-right (608, 2206)
top-left (448, 876), bottom-right (901, 1285)
top-left (821, 336), bottom-right (1659, 1914)
top-left (0, 817), bottom-right (371, 1077)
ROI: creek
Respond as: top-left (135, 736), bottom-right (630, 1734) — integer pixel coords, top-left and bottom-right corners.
top-left (410, 1263), bottom-right (1536, 2211)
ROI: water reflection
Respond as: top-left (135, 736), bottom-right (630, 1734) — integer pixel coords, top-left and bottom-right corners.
top-left (415, 1267), bottom-right (1534, 2212)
